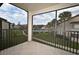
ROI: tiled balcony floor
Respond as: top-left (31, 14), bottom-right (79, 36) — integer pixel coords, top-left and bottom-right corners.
top-left (0, 41), bottom-right (74, 55)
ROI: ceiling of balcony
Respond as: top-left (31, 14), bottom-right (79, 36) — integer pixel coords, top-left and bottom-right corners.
top-left (12, 3), bottom-right (59, 11)
top-left (12, 3), bottom-right (78, 12)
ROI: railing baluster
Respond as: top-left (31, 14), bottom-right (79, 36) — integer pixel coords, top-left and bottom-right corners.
top-left (65, 32), bottom-right (67, 50)
top-left (69, 31), bottom-right (71, 52)
top-left (56, 31), bottom-right (58, 47)
top-left (73, 32), bottom-right (75, 53)
top-left (9, 29), bottom-right (11, 46)
top-left (2, 29), bottom-right (4, 49)
top-left (9, 29), bottom-right (10, 46)
top-left (14, 29), bottom-right (15, 45)
top-left (6, 29), bottom-right (7, 49)
top-left (1, 29), bottom-right (2, 50)
top-left (54, 31), bottom-right (56, 47)
top-left (67, 31), bottom-right (69, 51)
top-left (59, 37), bottom-right (60, 48)
top-left (5, 29), bottom-right (6, 49)
top-left (76, 32), bottom-right (78, 54)
top-left (63, 32), bottom-right (66, 50)
top-left (63, 36), bottom-right (64, 49)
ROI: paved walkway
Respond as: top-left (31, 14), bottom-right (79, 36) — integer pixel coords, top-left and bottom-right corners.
top-left (0, 41), bottom-right (74, 55)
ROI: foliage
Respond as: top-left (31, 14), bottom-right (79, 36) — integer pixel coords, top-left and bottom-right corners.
top-left (59, 11), bottom-right (72, 21)
top-left (47, 19), bottom-right (56, 28)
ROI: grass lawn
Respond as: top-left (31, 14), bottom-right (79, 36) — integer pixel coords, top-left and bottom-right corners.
top-left (0, 29), bottom-right (27, 50)
top-left (33, 32), bottom-right (79, 49)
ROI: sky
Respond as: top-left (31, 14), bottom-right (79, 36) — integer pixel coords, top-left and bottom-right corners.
top-left (33, 12), bottom-right (55, 25)
top-left (33, 5), bottom-right (79, 25)
top-left (0, 3), bottom-right (27, 25)
top-left (0, 4), bottom-right (79, 25)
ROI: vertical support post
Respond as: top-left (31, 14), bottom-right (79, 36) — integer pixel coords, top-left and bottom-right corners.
top-left (28, 12), bottom-right (32, 41)
top-left (55, 11), bottom-right (57, 47)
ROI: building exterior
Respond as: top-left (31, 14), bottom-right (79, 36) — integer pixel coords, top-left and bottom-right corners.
top-left (14, 24), bottom-right (28, 30)
top-left (0, 17), bottom-right (14, 29)
top-left (0, 17), bottom-right (14, 39)
top-left (56, 15), bottom-right (79, 35)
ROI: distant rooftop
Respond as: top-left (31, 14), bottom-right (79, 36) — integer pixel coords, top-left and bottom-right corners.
top-left (0, 17), bottom-right (13, 24)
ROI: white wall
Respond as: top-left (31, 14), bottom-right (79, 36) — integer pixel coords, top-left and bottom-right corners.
top-left (70, 16), bottom-right (79, 29)
top-left (70, 16), bottom-right (79, 22)
top-left (74, 24), bottom-right (79, 29)
top-left (2, 21), bottom-right (9, 29)
top-left (56, 20), bottom-right (73, 35)
top-left (56, 16), bottom-right (79, 35)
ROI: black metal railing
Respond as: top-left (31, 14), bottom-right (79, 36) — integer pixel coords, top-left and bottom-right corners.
top-left (0, 29), bottom-right (27, 51)
top-left (55, 31), bottom-right (79, 54)
top-left (33, 30), bottom-right (79, 54)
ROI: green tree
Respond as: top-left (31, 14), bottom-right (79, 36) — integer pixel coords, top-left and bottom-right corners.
top-left (58, 11), bottom-right (72, 37)
top-left (59, 11), bottom-right (72, 21)
top-left (47, 19), bottom-right (56, 28)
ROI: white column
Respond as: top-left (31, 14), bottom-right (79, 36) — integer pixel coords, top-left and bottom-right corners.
top-left (28, 12), bottom-right (32, 41)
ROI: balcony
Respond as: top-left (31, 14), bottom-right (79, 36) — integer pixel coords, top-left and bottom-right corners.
top-left (0, 3), bottom-right (79, 55)
top-left (0, 41), bottom-right (74, 55)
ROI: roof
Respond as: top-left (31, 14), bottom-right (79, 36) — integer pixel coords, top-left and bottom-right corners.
top-left (71, 14), bottom-right (79, 19)
top-left (0, 17), bottom-right (13, 24)
top-left (0, 3), bottom-right (3, 6)
top-left (0, 17), bottom-right (7, 21)
top-left (70, 21), bottom-right (79, 24)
